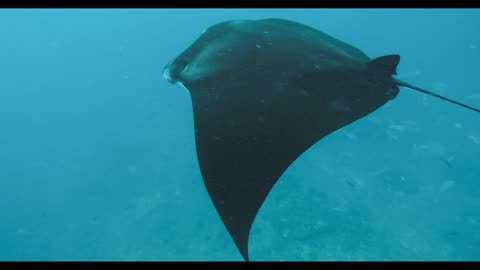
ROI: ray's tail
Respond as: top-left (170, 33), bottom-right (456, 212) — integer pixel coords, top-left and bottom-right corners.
top-left (394, 78), bottom-right (480, 113)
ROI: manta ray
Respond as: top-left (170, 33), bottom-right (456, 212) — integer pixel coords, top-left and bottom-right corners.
top-left (162, 18), bottom-right (479, 261)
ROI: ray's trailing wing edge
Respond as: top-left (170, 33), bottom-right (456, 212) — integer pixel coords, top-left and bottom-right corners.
top-left (162, 18), bottom-right (478, 261)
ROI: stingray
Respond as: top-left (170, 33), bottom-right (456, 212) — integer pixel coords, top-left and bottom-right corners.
top-left (162, 18), bottom-right (479, 261)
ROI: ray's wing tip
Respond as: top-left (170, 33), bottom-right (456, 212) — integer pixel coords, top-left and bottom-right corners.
top-left (235, 243), bottom-right (250, 261)
top-left (241, 252), bottom-right (250, 262)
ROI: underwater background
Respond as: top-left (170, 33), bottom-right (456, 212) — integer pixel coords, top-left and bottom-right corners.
top-left (0, 8), bottom-right (479, 261)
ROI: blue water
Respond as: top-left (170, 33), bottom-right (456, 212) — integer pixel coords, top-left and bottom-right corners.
top-left (0, 9), bottom-right (479, 261)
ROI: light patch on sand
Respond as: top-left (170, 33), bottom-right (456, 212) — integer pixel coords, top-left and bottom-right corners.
top-left (468, 135), bottom-right (480, 144)
top-left (439, 180), bottom-right (456, 192)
